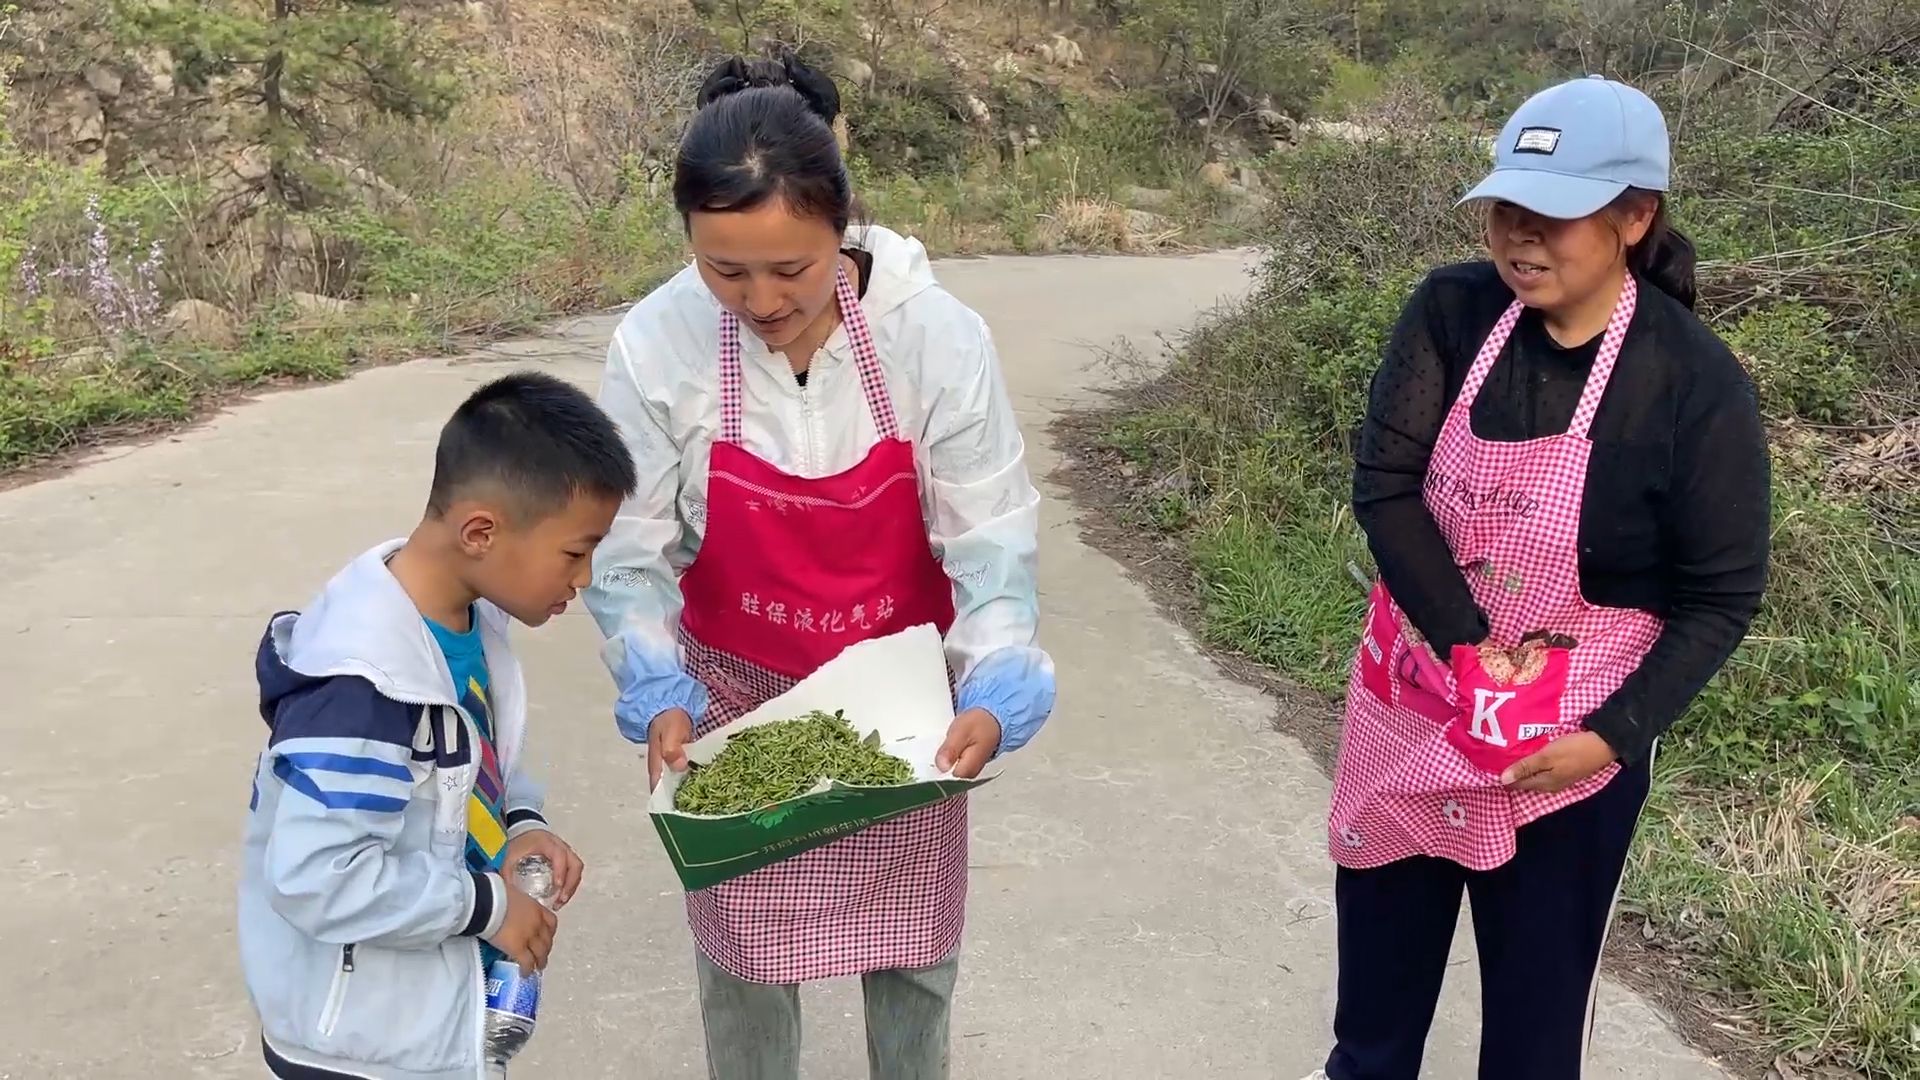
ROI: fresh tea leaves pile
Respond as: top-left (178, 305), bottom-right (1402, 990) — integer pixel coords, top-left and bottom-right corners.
top-left (1397, 607), bottom-right (1578, 686)
top-left (672, 710), bottom-right (915, 815)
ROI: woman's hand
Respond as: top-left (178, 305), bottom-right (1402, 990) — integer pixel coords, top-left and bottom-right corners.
top-left (936, 708), bottom-right (1002, 779)
top-left (647, 708), bottom-right (694, 790)
top-left (1501, 731), bottom-right (1617, 792)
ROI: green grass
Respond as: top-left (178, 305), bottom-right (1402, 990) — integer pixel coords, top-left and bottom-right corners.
top-left (0, 330), bottom-right (358, 468)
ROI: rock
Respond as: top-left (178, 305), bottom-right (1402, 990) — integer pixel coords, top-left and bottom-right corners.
top-left (1220, 192), bottom-right (1269, 231)
top-left (56, 346), bottom-right (113, 375)
top-left (290, 292), bottom-right (352, 318)
top-left (1034, 43), bottom-right (1055, 66)
top-left (1197, 161), bottom-right (1231, 190)
top-left (284, 222), bottom-right (318, 261)
top-left (1236, 165), bottom-right (1262, 191)
top-left (316, 152), bottom-right (407, 205)
top-left (834, 56), bottom-right (874, 91)
top-left (48, 85), bottom-right (105, 151)
top-left (1048, 34), bottom-right (1084, 68)
top-left (1118, 185), bottom-right (1177, 212)
top-left (84, 64), bottom-right (124, 100)
top-left (160, 299), bottom-right (241, 349)
top-left (832, 114), bottom-right (851, 154)
top-left (962, 94), bottom-right (991, 127)
top-left (1126, 209), bottom-right (1171, 237)
top-left (1254, 107), bottom-right (1293, 139)
top-left (992, 54), bottom-right (1021, 78)
top-left (231, 145), bottom-right (272, 183)
top-left (1298, 119), bottom-right (1385, 144)
top-left (136, 48), bottom-right (175, 95)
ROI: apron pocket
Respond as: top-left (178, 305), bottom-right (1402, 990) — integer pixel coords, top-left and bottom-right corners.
top-left (1445, 644), bottom-right (1573, 773)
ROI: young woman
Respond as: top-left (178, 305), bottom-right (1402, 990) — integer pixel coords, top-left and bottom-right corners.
top-left (583, 55), bottom-right (1055, 1079)
top-left (1316, 77), bottom-right (1769, 1079)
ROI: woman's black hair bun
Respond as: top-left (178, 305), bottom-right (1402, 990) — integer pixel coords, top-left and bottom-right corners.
top-left (696, 52), bottom-right (841, 125)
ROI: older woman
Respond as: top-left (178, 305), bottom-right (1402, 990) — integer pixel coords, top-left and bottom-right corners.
top-left (1315, 77), bottom-right (1770, 1079)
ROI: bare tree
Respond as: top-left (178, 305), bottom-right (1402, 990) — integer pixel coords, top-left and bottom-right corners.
top-left (507, 7), bottom-right (704, 206)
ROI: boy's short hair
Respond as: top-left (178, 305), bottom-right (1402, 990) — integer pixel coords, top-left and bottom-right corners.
top-left (426, 371), bottom-right (638, 522)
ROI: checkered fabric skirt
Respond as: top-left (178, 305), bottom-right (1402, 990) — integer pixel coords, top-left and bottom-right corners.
top-left (679, 627), bottom-right (969, 985)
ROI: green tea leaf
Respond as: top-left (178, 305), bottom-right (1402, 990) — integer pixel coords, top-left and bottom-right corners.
top-left (673, 710), bottom-right (914, 816)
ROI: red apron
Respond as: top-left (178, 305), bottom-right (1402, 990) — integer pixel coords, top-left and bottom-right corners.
top-left (676, 263), bottom-right (968, 984)
top-left (1328, 273), bottom-right (1664, 871)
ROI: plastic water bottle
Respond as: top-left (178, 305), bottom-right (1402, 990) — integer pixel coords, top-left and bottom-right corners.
top-left (484, 853), bottom-right (555, 1069)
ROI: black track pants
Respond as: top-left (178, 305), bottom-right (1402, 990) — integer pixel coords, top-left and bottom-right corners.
top-left (1324, 754), bottom-right (1653, 1080)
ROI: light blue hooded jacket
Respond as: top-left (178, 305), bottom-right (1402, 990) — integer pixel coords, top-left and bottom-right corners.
top-left (238, 539), bottom-right (550, 1080)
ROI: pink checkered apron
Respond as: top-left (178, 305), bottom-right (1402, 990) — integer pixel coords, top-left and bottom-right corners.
top-left (675, 262), bottom-right (969, 984)
top-left (1328, 273), bottom-right (1665, 871)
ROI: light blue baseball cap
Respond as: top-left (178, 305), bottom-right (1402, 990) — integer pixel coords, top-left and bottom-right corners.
top-left (1460, 75), bottom-right (1670, 220)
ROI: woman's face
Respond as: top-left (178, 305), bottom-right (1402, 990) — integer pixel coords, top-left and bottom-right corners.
top-left (688, 196), bottom-right (843, 349)
top-left (1485, 199), bottom-right (1651, 317)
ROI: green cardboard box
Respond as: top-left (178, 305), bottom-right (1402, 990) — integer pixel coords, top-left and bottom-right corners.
top-left (649, 624), bottom-right (999, 891)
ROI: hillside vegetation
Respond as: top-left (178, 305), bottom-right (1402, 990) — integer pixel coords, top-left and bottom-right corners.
top-left (1073, 3), bottom-right (1918, 1076)
top-left (3, 0), bottom-right (1291, 468)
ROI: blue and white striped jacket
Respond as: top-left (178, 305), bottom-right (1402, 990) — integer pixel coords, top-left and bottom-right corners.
top-left (238, 539), bottom-right (550, 1080)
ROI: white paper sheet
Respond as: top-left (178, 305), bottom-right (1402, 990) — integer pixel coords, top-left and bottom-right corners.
top-left (650, 623), bottom-right (1000, 815)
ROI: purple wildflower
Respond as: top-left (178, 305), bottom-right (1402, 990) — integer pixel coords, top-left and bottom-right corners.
top-left (27, 193), bottom-right (168, 342)
top-left (16, 246), bottom-right (40, 301)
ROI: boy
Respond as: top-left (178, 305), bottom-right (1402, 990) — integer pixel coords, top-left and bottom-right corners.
top-left (238, 371), bottom-right (638, 1080)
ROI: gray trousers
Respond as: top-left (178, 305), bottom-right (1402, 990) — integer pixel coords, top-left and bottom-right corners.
top-left (694, 948), bottom-right (960, 1080)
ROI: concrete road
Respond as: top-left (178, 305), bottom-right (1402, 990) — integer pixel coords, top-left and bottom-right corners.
top-left (0, 250), bottom-right (1728, 1079)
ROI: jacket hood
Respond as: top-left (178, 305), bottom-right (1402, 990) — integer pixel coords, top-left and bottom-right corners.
top-left (845, 223), bottom-right (938, 320)
top-left (257, 539), bottom-right (509, 722)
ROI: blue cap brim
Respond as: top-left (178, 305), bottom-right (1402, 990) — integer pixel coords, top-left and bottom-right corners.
top-left (1458, 168), bottom-right (1629, 220)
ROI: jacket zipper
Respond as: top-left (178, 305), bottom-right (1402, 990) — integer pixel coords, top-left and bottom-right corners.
top-left (318, 944), bottom-right (356, 1036)
top-left (360, 638), bottom-right (519, 1075)
top-left (473, 936), bottom-right (489, 1077)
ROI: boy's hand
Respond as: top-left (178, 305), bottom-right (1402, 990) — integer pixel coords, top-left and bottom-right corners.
top-left (506, 830), bottom-right (584, 910)
top-left (488, 882), bottom-right (557, 971)
top-left (648, 708), bottom-right (693, 791)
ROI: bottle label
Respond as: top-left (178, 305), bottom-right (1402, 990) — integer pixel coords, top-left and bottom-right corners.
top-left (485, 960), bottom-right (540, 1022)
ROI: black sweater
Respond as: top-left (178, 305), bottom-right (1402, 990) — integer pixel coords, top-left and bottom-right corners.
top-left (1352, 261), bottom-right (1770, 765)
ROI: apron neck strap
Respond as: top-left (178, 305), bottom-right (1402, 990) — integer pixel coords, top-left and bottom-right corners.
top-left (718, 258), bottom-right (900, 445)
top-left (1567, 272), bottom-right (1636, 439)
top-left (1455, 271), bottom-right (1638, 442)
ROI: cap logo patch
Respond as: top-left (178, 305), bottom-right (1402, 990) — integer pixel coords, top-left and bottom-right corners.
top-left (1514, 127), bottom-right (1561, 155)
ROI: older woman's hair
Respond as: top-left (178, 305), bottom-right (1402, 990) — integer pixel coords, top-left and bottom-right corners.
top-left (1614, 189), bottom-right (1697, 310)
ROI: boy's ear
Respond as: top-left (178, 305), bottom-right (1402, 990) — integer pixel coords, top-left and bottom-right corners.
top-left (455, 507), bottom-right (501, 555)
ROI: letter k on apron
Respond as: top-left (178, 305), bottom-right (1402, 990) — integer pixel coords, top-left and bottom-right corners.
top-left (1329, 273), bottom-right (1665, 871)
top-left (675, 264), bottom-right (968, 984)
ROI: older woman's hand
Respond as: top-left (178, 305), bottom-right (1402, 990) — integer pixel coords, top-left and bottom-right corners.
top-left (1501, 731), bottom-right (1618, 792)
top-left (936, 708), bottom-right (1003, 779)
